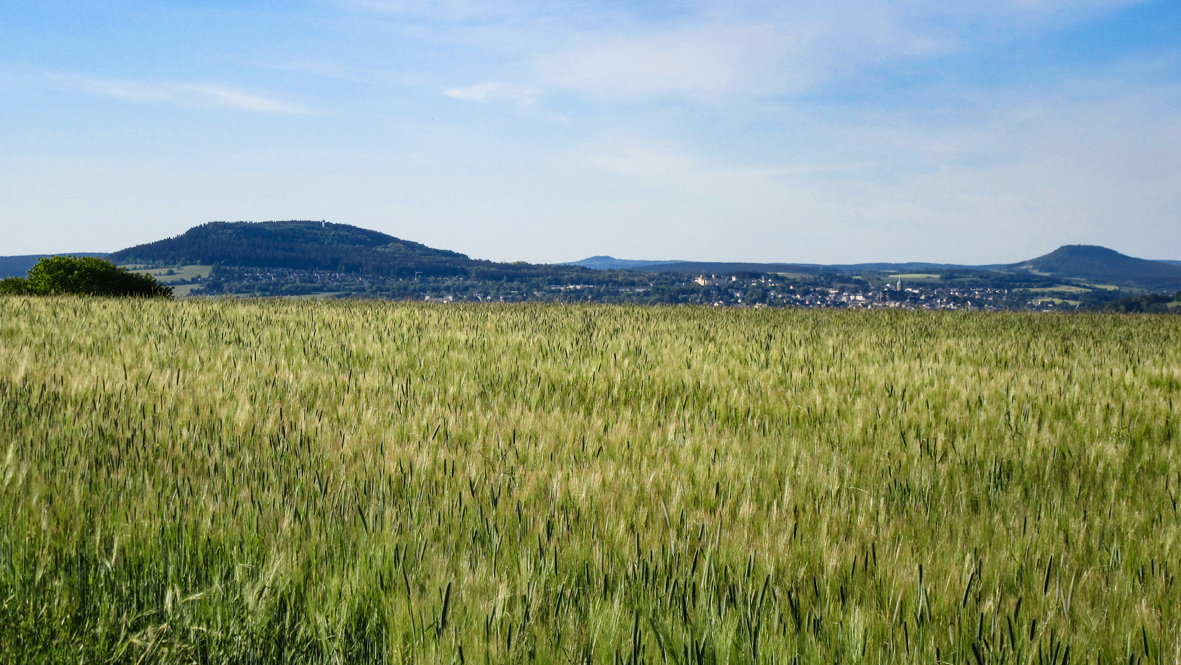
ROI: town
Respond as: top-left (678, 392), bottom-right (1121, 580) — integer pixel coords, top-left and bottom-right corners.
top-left (200, 266), bottom-right (1086, 311)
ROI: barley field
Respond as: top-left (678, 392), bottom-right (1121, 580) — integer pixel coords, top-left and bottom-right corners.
top-left (1, 298), bottom-right (1178, 664)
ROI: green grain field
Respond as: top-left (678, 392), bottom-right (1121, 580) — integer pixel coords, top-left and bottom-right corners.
top-left (1, 298), bottom-right (1178, 664)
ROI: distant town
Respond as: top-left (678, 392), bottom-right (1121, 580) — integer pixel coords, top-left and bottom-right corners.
top-left (197, 266), bottom-right (1108, 312)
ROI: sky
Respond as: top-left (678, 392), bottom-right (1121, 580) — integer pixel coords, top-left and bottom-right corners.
top-left (1, 0), bottom-right (1179, 264)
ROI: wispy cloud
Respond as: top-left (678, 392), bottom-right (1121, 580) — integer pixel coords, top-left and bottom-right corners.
top-left (587, 144), bottom-right (873, 184)
top-left (444, 81), bottom-right (542, 105)
top-left (536, 0), bottom-right (1149, 100)
top-left (579, 73), bottom-right (1181, 262)
top-left (53, 74), bottom-right (319, 115)
top-left (349, 0), bottom-right (1151, 101)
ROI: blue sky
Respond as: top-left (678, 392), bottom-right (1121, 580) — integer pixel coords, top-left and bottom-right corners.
top-left (1, 0), bottom-right (1178, 263)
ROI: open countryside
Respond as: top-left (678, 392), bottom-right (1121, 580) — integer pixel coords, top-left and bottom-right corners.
top-left (5, 2), bottom-right (1181, 663)
top-left (7, 221), bottom-right (1174, 311)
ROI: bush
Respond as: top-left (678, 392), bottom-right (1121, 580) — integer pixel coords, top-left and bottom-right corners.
top-left (23, 256), bottom-right (172, 298)
top-left (0, 277), bottom-right (32, 295)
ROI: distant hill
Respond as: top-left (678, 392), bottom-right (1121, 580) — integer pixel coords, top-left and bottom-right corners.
top-left (44, 225), bottom-right (1181, 295)
top-left (825, 262), bottom-right (1005, 274)
top-left (568, 256), bottom-right (1004, 275)
top-left (565, 256), bottom-right (687, 270)
top-left (1005, 245), bottom-right (1181, 290)
top-left (570, 246), bottom-right (1181, 290)
top-left (629, 261), bottom-right (823, 275)
top-left (110, 221), bottom-right (478, 278)
top-left (0, 253), bottom-right (109, 278)
top-left (108, 221), bottom-right (602, 282)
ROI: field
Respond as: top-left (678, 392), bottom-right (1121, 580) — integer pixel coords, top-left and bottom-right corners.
top-left (1027, 287), bottom-right (1092, 295)
top-left (1, 298), bottom-right (1178, 664)
top-left (127, 265), bottom-right (214, 283)
top-left (889, 274), bottom-right (941, 282)
top-left (127, 265), bottom-right (214, 298)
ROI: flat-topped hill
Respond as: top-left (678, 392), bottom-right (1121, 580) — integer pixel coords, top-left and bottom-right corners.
top-left (109, 221), bottom-right (475, 278)
top-left (1007, 245), bottom-right (1181, 289)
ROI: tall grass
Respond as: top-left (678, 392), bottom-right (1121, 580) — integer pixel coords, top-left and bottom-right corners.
top-left (0, 297), bottom-right (1178, 663)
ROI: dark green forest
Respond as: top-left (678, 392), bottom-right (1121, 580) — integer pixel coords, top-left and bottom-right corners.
top-left (1090, 292), bottom-right (1181, 313)
top-left (109, 220), bottom-right (598, 281)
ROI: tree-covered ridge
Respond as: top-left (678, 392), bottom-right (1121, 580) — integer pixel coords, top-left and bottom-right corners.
top-left (1008, 245), bottom-right (1181, 290)
top-left (109, 221), bottom-right (481, 278)
top-left (109, 221), bottom-right (614, 283)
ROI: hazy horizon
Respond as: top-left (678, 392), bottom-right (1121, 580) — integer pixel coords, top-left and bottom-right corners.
top-left (6, 225), bottom-right (1178, 269)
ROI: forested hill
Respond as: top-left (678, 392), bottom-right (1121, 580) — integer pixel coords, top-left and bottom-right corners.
top-left (1008, 245), bottom-right (1181, 290)
top-left (109, 221), bottom-right (599, 281)
top-left (110, 221), bottom-right (484, 278)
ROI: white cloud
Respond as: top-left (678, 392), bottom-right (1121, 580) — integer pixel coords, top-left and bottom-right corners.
top-left (54, 74), bottom-right (319, 115)
top-left (576, 75), bottom-right (1181, 263)
top-left (539, 27), bottom-right (747, 99)
top-left (586, 145), bottom-right (868, 186)
top-left (335, 0), bottom-right (1159, 105)
top-left (180, 84), bottom-right (318, 115)
top-left (346, 0), bottom-right (1150, 101)
top-left (536, 0), bottom-right (1147, 100)
top-left (444, 81), bottom-right (542, 105)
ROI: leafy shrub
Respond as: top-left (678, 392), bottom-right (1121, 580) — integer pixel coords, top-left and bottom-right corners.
top-left (22, 256), bottom-right (172, 298)
top-left (0, 277), bottom-right (32, 295)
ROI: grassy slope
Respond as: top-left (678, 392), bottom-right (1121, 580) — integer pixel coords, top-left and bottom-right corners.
top-left (127, 265), bottom-right (214, 283)
top-left (0, 300), bottom-right (1178, 663)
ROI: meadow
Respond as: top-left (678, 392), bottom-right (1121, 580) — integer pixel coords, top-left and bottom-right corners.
top-left (0, 297), bottom-right (1178, 664)
top-left (127, 265), bottom-right (214, 299)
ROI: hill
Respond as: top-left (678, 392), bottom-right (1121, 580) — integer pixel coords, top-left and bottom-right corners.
top-left (569, 256), bottom-right (1003, 275)
top-left (640, 260), bottom-right (1007, 275)
top-left (78, 223), bottom-right (1180, 304)
top-left (572, 246), bottom-right (1181, 291)
top-left (0, 253), bottom-right (109, 278)
top-left (632, 261), bottom-right (823, 275)
top-left (1006, 245), bottom-right (1181, 290)
top-left (564, 256), bottom-right (687, 270)
top-left (109, 221), bottom-right (478, 278)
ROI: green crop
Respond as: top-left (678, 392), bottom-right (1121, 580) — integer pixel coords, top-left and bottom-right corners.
top-left (0, 297), bottom-right (1177, 663)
